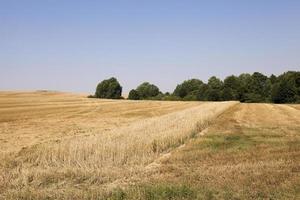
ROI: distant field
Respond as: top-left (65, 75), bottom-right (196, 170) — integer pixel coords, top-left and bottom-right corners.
top-left (0, 92), bottom-right (299, 199)
top-left (0, 91), bottom-right (201, 153)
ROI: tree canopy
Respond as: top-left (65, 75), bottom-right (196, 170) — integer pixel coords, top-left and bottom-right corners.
top-left (128, 82), bottom-right (160, 100)
top-left (128, 89), bottom-right (140, 100)
top-left (93, 71), bottom-right (300, 103)
top-left (271, 71), bottom-right (300, 103)
top-left (173, 79), bottom-right (203, 100)
top-left (95, 77), bottom-right (122, 99)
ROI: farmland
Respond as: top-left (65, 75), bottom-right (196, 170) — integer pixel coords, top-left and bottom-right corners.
top-left (0, 91), bottom-right (299, 199)
top-left (0, 91), bottom-right (200, 153)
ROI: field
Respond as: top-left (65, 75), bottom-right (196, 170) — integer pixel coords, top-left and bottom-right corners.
top-left (0, 91), bottom-right (299, 199)
top-left (0, 91), bottom-right (201, 153)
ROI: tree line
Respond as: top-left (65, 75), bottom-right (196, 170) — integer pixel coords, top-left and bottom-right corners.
top-left (90, 71), bottom-right (300, 103)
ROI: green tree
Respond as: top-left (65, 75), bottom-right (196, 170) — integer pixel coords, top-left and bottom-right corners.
top-left (173, 79), bottom-right (204, 99)
top-left (271, 79), bottom-right (296, 103)
top-left (237, 73), bottom-right (252, 102)
top-left (136, 82), bottom-right (160, 99)
top-left (197, 84), bottom-right (209, 101)
top-left (206, 76), bottom-right (223, 101)
top-left (271, 71), bottom-right (300, 103)
top-left (95, 77), bottom-right (122, 99)
top-left (247, 72), bottom-right (269, 102)
top-left (269, 74), bottom-right (277, 84)
top-left (222, 75), bottom-right (240, 100)
top-left (128, 89), bottom-right (140, 100)
top-left (182, 90), bottom-right (199, 101)
top-left (208, 76), bottom-right (223, 90)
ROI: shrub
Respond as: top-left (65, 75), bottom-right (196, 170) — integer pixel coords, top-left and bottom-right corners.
top-left (87, 95), bottom-right (95, 98)
top-left (128, 89), bottom-right (140, 100)
top-left (95, 77), bottom-right (122, 99)
top-left (162, 95), bottom-right (182, 101)
top-left (136, 82), bottom-right (160, 99)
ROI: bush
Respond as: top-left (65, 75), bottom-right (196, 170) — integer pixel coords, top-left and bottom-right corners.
top-left (128, 89), bottom-right (140, 100)
top-left (183, 94), bottom-right (198, 101)
top-left (95, 77), bottom-right (122, 99)
top-left (136, 82), bottom-right (160, 99)
top-left (243, 93), bottom-right (265, 103)
top-left (162, 95), bottom-right (182, 101)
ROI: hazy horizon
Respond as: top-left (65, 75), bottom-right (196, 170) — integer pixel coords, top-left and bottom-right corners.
top-left (1, 0), bottom-right (300, 93)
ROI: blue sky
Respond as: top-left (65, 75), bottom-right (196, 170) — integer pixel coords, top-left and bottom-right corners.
top-left (1, 0), bottom-right (300, 93)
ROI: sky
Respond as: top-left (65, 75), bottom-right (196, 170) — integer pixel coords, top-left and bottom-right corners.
top-left (0, 0), bottom-right (300, 93)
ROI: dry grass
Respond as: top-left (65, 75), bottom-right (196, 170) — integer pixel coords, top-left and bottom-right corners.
top-left (0, 91), bottom-right (200, 153)
top-left (21, 101), bottom-right (236, 168)
top-left (0, 91), bottom-right (237, 199)
top-left (140, 104), bottom-right (300, 199)
top-left (1, 91), bottom-right (299, 199)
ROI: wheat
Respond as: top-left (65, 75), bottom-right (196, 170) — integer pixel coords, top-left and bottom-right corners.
top-left (20, 102), bottom-right (237, 169)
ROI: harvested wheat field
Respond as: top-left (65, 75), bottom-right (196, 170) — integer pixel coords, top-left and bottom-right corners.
top-left (0, 91), bottom-right (201, 153)
top-left (0, 91), bottom-right (299, 199)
